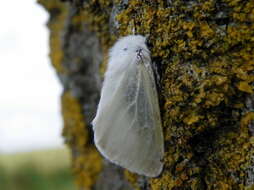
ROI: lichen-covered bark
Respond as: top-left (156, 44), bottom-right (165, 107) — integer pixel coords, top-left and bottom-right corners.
top-left (38, 0), bottom-right (254, 189)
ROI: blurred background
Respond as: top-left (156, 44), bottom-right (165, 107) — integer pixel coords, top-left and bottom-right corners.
top-left (0, 0), bottom-right (76, 189)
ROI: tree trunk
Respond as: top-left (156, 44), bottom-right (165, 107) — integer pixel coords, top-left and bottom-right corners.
top-left (38, 0), bottom-right (254, 189)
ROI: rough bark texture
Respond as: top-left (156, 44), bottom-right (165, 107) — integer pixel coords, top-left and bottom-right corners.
top-left (38, 0), bottom-right (254, 189)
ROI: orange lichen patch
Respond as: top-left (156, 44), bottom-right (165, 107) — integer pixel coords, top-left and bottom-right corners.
top-left (38, 0), bottom-right (68, 73)
top-left (61, 92), bottom-right (102, 189)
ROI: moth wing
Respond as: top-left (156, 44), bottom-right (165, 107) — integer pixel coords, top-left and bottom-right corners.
top-left (93, 62), bottom-right (164, 177)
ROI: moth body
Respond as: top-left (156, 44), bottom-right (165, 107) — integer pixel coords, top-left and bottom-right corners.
top-left (92, 35), bottom-right (164, 177)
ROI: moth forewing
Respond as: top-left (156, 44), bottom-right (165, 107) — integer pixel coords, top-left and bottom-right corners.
top-left (92, 35), bottom-right (164, 177)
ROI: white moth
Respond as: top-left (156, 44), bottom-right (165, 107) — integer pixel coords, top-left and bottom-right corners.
top-left (92, 35), bottom-right (164, 177)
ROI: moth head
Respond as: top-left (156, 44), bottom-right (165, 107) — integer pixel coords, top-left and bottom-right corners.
top-left (110, 35), bottom-right (150, 59)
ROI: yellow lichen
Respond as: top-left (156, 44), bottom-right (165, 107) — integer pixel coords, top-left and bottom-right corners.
top-left (73, 147), bottom-right (102, 188)
top-left (39, 0), bottom-right (254, 189)
top-left (241, 112), bottom-right (254, 127)
top-left (124, 170), bottom-right (140, 190)
top-left (183, 114), bottom-right (201, 125)
top-left (61, 91), bottom-right (102, 189)
top-left (38, 0), bottom-right (68, 73)
top-left (237, 81), bottom-right (253, 93)
top-left (200, 22), bottom-right (215, 38)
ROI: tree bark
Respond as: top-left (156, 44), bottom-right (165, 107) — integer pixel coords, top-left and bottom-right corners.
top-left (38, 0), bottom-right (254, 189)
